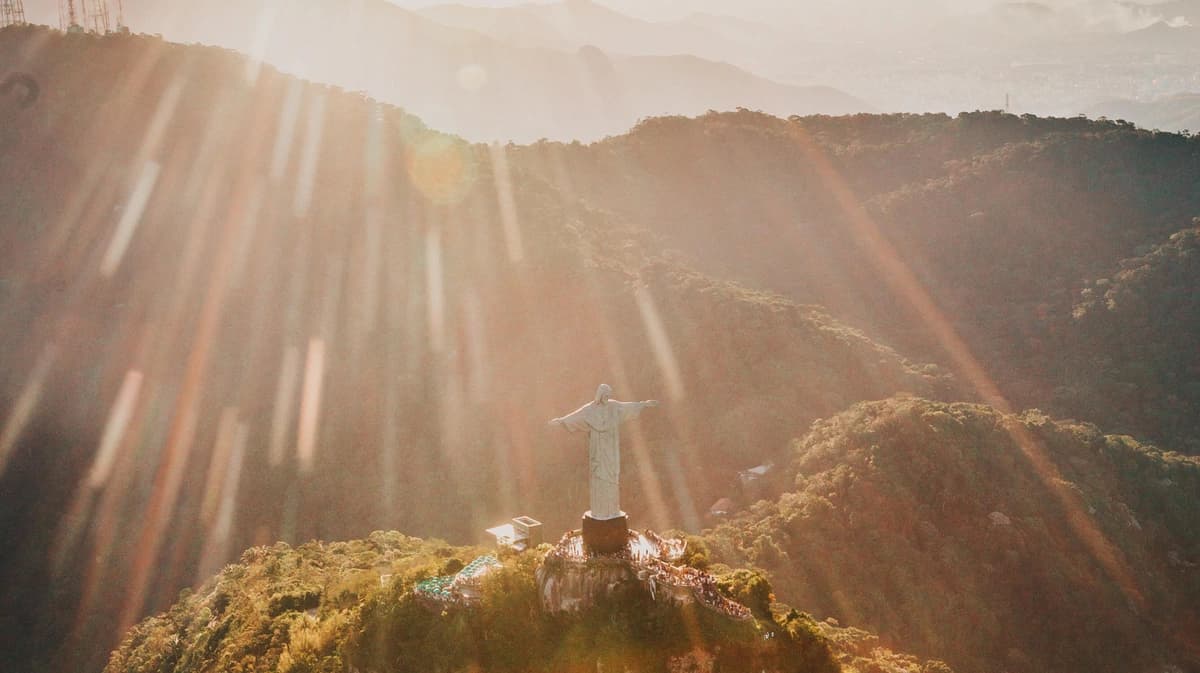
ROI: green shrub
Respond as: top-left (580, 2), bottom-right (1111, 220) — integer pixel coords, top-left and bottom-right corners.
top-left (267, 587), bottom-right (321, 616)
top-left (717, 568), bottom-right (775, 618)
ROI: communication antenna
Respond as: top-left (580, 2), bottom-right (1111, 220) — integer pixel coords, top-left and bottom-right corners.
top-left (114, 0), bottom-right (127, 32)
top-left (82, 0), bottom-right (110, 33)
top-left (59, 0), bottom-right (81, 32)
top-left (60, 0), bottom-right (111, 33)
top-left (0, 0), bottom-right (27, 28)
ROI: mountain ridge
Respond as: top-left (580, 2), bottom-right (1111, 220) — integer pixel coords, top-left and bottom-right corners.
top-left (16, 0), bottom-right (872, 142)
top-left (703, 396), bottom-right (1200, 673)
top-left (1089, 92), bottom-right (1200, 133)
top-left (510, 109), bottom-right (1200, 452)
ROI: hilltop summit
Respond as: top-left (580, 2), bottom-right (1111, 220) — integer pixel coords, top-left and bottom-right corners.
top-left (101, 532), bottom-right (951, 673)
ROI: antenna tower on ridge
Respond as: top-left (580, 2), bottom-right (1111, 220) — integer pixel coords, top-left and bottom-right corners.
top-left (59, 0), bottom-right (81, 32)
top-left (114, 0), bottom-right (127, 32)
top-left (0, 0), bottom-right (27, 27)
top-left (82, 0), bottom-right (110, 33)
top-left (60, 0), bottom-right (112, 33)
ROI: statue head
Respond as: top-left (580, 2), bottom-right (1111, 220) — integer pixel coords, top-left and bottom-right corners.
top-left (594, 383), bottom-right (613, 404)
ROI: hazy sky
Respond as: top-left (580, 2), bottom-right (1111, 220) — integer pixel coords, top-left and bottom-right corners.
top-left (381, 0), bottom-right (988, 26)
top-left (26, 0), bottom-right (1192, 38)
top-left (383, 0), bottom-right (1189, 32)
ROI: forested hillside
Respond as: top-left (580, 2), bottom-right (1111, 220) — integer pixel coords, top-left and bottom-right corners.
top-left (1054, 227), bottom-right (1200, 452)
top-left (704, 397), bottom-right (1200, 673)
top-left (512, 110), bottom-right (1200, 452)
top-left (0, 26), bottom-right (942, 673)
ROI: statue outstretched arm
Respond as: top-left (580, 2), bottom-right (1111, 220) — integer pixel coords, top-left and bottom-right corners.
top-left (614, 399), bottom-right (658, 422)
top-left (550, 403), bottom-right (592, 431)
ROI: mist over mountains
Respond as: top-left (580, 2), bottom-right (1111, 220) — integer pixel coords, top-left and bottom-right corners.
top-left (18, 0), bottom-right (1200, 139)
top-left (20, 0), bottom-right (873, 142)
top-left (408, 0), bottom-right (1200, 126)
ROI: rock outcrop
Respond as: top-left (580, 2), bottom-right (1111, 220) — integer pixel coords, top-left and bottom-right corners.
top-left (537, 530), bottom-right (751, 620)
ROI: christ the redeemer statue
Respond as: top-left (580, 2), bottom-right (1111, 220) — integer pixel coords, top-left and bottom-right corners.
top-left (550, 384), bottom-right (658, 552)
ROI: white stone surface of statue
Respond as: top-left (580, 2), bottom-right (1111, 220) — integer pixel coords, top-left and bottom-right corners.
top-left (549, 384), bottom-right (658, 520)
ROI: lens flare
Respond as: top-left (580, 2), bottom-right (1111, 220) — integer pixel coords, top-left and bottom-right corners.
top-left (425, 226), bottom-right (446, 353)
top-left (488, 141), bottom-right (525, 263)
top-left (635, 286), bottom-right (685, 402)
top-left (87, 370), bottom-right (143, 489)
top-left (101, 160), bottom-right (161, 277)
top-left (270, 79), bottom-right (304, 181)
top-left (293, 93), bottom-right (326, 218)
top-left (269, 346), bottom-right (301, 467)
top-left (407, 135), bottom-right (476, 205)
top-left (0, 345), bottom-right (55, 476)
top-left (297, 338), bottom-right (327, 474)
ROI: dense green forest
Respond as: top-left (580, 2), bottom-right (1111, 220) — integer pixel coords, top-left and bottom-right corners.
top-left (513, 111), bottom-right (1200, 452)
top-left (1054, 226), bottom-right (1200, 450)
top-left (2, 23), bottom-right (1200, 673)
top-left (704, 397), bottom-right (1200, 673)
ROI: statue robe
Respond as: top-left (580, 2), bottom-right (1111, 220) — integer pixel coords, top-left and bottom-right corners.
top-left (554, 397), bottom-right (651, 520)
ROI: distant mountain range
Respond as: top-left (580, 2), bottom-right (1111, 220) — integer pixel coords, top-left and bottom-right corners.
top-left (407, 1), bottom-right (1200, 127)
top-left (14, 0), bottom-right (872, 142)
top-left (1090, 92), bottom-right (1200, 132)
top-left (415, 0), bottom-right (751, 55)
top-left (1112, 21), bottom-right (1200, 52)
top-left (415, 0), bottom-right (803, 79)
top-left (18, 0), bottom-right (1200, 136)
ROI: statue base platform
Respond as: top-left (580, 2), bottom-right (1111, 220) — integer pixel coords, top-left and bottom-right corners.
top-left (536, 528), bottom-right (751, 620)
top-left (581, 511), bottom-right (628, 554)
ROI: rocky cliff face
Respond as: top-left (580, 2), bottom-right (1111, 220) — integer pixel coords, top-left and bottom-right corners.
top-left (536, 530), bottom-right (752, 619)
top-left (538, 553), bottom-right (638, 612)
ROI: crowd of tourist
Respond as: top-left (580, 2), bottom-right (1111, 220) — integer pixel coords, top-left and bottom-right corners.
top-left (637, 557), bottom-right (752, 620)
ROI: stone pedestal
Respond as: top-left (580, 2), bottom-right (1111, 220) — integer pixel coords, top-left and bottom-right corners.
top-left (581, 511), bottom-right (628, 554)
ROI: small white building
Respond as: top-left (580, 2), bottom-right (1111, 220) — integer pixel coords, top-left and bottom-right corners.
top-left (738, 462), bottom-right (774, 485)
top-left (486, 515), bottom-right (544, 551)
